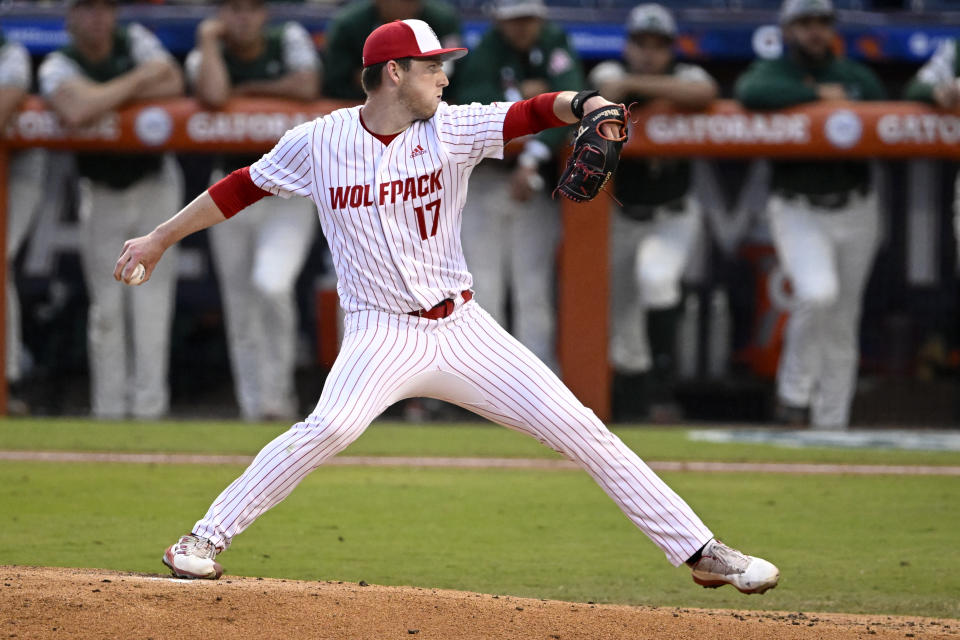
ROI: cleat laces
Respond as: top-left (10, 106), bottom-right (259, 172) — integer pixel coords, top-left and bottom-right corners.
top-left (175, 535), bottom-right (217, 560)
top-left (699, 541), bottom-right (749, 576)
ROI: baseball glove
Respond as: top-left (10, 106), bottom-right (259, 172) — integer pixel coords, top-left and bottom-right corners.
top-left (554, 103), bottom-right (628, 203)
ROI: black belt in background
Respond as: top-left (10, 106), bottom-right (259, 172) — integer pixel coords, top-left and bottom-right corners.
top-left (620, 197), bottom-right (686, 223)
top-left (777, 185), bottom-right (868, 211)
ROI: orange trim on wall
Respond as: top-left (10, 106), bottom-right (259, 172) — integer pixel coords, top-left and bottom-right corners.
top-left (624, 100), bottom-right (960, 159)
top-left (3, 97), bottom-right (958, 158)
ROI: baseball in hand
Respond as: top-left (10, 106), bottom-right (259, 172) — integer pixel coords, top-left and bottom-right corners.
top-left (127, 262), bottom-right (146, 286)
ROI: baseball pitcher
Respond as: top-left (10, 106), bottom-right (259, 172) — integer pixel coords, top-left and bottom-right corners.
top-left (115, 19), bottom-right (779, 595)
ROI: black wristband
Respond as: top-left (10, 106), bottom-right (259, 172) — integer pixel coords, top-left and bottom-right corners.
top-left (570, 89), bottom-right (600, 120)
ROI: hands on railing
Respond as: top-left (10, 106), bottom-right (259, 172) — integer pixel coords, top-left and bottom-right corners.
top-left (3, 96), bottom-right (958, 158)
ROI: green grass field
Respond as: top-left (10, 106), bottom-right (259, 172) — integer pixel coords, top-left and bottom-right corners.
top-left (1, 418), bottom-right (958, 618)
top-left (3, 417), bottom-right (960, 465)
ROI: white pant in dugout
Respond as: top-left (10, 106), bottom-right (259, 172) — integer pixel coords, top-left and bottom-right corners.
top-left (769, 192), bottom-right (880, 429)
top-left (609, 200), bottom-right (701, 373)
top-left (193, 300), bottom-right (714, 567)
top-left (461, 162), bottom-right (560, 372)
top-left (6, 149), bottom-right (48, 382)
top-left (209, 181), bottom-right (318, 420)
top-left (79, 155), bottom-right (183, 419)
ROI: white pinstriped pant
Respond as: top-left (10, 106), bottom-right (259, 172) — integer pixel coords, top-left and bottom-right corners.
top-left (193, 300), bottom-right (713, 566)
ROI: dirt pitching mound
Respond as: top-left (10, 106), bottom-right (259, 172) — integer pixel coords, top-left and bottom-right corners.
top-left (2, 566), bottom-right (957, 640)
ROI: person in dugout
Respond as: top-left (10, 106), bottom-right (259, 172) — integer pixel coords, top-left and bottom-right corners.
top-left (589, 3), bottom-right (718, 421)
top-left (454, 0), bottom-right (584, 374)
top-left (904, 37), bottom-right (960, 254)
top-left (735, 0), bottom-right (885, 430)
top-left (186, 0), bottom-right (321, 421)
top-left (0, 28), bottom-right (48, 415)
top-left (39, 0), bottom-right (184, 419)
top-left (323, 0), bottom-right (461, 101)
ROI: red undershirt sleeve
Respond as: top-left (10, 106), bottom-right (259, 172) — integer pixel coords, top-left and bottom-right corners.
top-left (502, 92), bottom-right (568, 143)
top-left (207, 167), bottom-right (273, 219)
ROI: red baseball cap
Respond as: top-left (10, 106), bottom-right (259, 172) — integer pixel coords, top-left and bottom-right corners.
top-left (362, 19), bottom-right (468, 67)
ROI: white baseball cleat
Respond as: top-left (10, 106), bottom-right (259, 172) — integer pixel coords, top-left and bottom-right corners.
top-left (689, 539), bottom-right (779, 594)
top-left (162, 534), bottom-right (223, 580)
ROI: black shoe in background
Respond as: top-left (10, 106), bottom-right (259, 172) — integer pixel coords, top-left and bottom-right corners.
top-left (7, 381), bottom-right (30, 416)
top-left (773, 399), bottom-right (809, 427)
top-left (612, 371), bottom-right (650, 423)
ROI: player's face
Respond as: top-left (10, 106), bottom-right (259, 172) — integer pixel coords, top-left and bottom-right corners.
top-left (784, 16), bottom-right (836, 60)
top-left (497, 17), bottom-right (543, 53)
top-left (624, 33), bottom-right (674, 75)
top-left (397, 58), bottom-right (449, 120)
top-left (68, 1), bottom-right (117, 48)
top-left (220, 1), bottom-right (268, 49)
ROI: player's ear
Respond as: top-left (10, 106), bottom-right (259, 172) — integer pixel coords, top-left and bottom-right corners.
top-left (387, 60), bottom-right (402, 86)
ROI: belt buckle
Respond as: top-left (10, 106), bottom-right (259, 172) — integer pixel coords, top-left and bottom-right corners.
top-left (666, 198), bottom-right (685, 213)
top-left (813, 193), bottom-right (845, 209)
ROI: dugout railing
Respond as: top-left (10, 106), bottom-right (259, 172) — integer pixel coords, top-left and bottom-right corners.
top-left (1, 97), bottom-right (957, 418)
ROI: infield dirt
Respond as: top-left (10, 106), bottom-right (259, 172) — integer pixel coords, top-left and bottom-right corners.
top-left (1, 566), bottom-right (957, 639)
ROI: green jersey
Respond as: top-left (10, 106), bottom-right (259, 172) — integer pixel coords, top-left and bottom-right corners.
top-left (221, 28), bottom-right (289, 172)
top-left (60, 28), bottom-right (163, 190)
top-left (735, 50), bottom-right (886, 196)
top-left (222, 28), bottom-right (287, 85)
top-left (605, 61), bottom-right (714, 208)
top-left (323, 0), bottom-right (460, 100)
top-left (186, 22), bottom-right (319, 173)
top-left (454, 21), bottom-right (583, 155)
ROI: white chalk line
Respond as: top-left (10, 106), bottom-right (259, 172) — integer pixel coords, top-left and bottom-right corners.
top-left (1, 450), bottom-right (959, 476)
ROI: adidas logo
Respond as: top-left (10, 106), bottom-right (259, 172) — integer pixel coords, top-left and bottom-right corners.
top-left (410, 144), bottom-right (426, 158)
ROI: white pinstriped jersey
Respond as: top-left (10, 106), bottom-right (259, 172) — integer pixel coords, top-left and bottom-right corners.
top-left (249, 101), bottom-right (513, 314)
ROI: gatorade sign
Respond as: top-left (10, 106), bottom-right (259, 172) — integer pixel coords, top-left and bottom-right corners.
top-left (626, 101), bottom-right (960, 158)
top-left (1, 96), bottom-right (957, 158)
